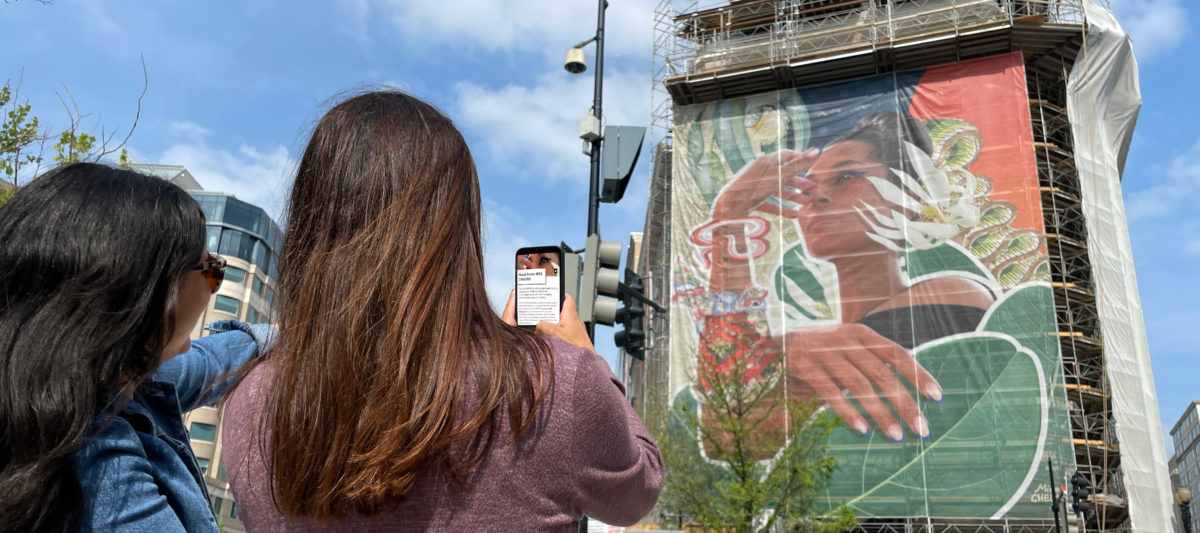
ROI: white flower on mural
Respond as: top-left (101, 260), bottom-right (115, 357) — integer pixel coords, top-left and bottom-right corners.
top-left (854, 141), bottom-right (982, 251)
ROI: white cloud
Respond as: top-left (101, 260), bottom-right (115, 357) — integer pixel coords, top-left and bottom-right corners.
top-left (151, 121), bottom-right (294, 222)
top-left (1124, 137), bottom-right (1200, 220)
top-left (1110, 0), bottom-right (1188, 60)
top-left (452, 68), bottom-right (650, 184)
top-left (1186, 239), bottom-right (1200, 255)
top-left (346, 0), bottom-right (655, 59)
top-left (482, 200), bottom-right (535, 312)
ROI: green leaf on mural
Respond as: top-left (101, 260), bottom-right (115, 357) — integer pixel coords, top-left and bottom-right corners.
top-left (820, 334), bottom-right (1044, 518)
top-left (980, 284), bottom-right (1058, 368)
top-left (904, 243), bottom-right (992, 282)
top-left (714, 100), bottom-right (749, 178)
top-left (775, 244), bottom-right (830, 320)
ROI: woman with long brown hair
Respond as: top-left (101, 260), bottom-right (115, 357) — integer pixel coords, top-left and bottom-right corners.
top-left (221, 91), bottom-right (663, 531)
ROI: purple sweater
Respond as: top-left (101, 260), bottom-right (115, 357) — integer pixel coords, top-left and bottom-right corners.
top-left (221, 337), bottom-right (664, 532)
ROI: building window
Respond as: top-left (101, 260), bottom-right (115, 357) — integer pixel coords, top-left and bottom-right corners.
top-left (230, 502), bottom-right (238, 519)
top-left (219, 228), bottom-right (257, 264)
top-left (206, 226), bottom-right (221, 253)
top-left (190, 422), bottom-right (217, 442)
top-left (214, 295), bottom-right (241, 316)
top-left (246, 307), bottom-right (262, 324)
top-left (253, 277), bottom-right (264, 296)
top-left (212, 496), bottom-right (224, 516)
top-left (223, 197), bottom-right (264, 234)
top-left (218, 462), bottom-right (228, 482)
top-left (197, 195), bottom-right (225, 223)
top-left (197, 457), bottom-right (210, 476)
top-left (224, 266), bottom-right (247, 285)
top-left (265, 287), bottom-right (275, 308)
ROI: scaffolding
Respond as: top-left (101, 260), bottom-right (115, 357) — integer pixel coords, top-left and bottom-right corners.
top-left (1029, 51), bottom-right (1128, 530)
top-left (644, 0), bottom-right (1131, 530)
top-left (654, 0), bottom-right (1086, 106)
top-left (631, 139), bottom-right (674, 430)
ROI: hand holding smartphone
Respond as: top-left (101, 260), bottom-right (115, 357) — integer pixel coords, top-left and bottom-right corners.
top-left (514, 246), bottom-right (565, 330)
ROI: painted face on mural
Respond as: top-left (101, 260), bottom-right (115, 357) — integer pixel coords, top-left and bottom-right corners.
top-left (795, 140), bottom-right (894, 259)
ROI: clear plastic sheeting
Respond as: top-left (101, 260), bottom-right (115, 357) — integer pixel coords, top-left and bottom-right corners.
top-left (1067, 2), bottom-right (1173, 531)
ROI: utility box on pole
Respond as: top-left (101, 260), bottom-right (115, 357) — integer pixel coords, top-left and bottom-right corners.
top-left (599, 125), bottom-right (645, 204)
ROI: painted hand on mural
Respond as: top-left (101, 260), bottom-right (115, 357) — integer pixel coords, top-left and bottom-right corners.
top-left (710, 147), bottom-right (820, 222)
top-left (779, 323), bottom-right (942, 441)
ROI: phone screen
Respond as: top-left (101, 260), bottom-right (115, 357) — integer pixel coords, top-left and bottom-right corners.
top-left (515, 247), bottom-right (562, 328)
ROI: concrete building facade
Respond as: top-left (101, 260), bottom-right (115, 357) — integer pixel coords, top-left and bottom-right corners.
top-left (1170, 402), bottom-right (1200, 533)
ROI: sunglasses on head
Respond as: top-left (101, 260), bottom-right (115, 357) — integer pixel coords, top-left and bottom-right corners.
top-left (191, 252), bottom-right (227, 293)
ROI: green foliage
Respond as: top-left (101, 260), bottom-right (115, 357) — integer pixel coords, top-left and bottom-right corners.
top-left (0, 74), bottom-right (144, 187)
top-left (0, 83), bottom-right (42, 179)
top-left (0, 187), bottom-right (13, 208)
top-left (51, 129), bottom-right (96, 165)
top-left (653, 352), bottom-right (855, 533)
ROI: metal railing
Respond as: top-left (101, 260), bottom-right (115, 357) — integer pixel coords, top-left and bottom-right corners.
top-left (658, 0), bottom-right (1085, 80)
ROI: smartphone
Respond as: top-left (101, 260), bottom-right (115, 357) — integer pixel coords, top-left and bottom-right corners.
top-left (515, 246), bottom-right (565, 329)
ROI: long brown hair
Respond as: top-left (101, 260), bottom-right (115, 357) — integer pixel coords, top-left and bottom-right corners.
top-left (244, 91), bottom-right (551, 520)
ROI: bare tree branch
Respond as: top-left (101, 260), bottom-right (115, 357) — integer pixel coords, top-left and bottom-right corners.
top-left (97, 54), bottom-right (146, 161)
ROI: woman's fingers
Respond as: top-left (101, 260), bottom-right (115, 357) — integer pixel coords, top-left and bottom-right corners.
top-left (783, 177), bottom-right (816, 208)
top-left (501, 290), bottom-right (517, 326)
top-left (779, 147), bottom-right (819, 176)
top-left (822, 352), bottom-right (904, 442)
top-left (784, 175), bottom-right (817, 191)
top-left (559, 294), bottom-right (582, 324)
top-left (535, 294), bottom-right (594, 352)
top-left (767, 187), bottom-right (806, 206)
top-left (801, 370), bottom-right (870, 436)
top-left (754, 202), bottom-right (801, 219)
top-left (849, 350), bottom-right (929, 439)
top-left (856, 326), bottom-right (943, 402)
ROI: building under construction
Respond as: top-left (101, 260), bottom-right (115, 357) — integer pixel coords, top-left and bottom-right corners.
top-left (631, 1), bottom-right (1172, 531)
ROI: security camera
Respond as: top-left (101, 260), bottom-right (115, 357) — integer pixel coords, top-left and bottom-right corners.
top-left (564, 48), bottom-right (587, 74)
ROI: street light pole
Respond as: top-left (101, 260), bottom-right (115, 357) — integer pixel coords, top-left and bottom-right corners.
top-left (1048, 459), bottom-right (1062, 533)
top-left (586, 0), bottom-right (607, 237)
top-left (582, 9), bottom-right (608, 532)
top-left (1178, 487), bottom-right (1194, 533)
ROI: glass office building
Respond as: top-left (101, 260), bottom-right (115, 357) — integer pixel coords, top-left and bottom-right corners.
top-left (194, 192), bottom-right (283, 282)
top-left (189, 192), bottom-right (282, 326)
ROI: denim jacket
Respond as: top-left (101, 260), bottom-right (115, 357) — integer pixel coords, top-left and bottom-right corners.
top-left (69, 320), bottom-right (275, 532)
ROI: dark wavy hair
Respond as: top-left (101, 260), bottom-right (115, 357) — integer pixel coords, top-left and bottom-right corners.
top-left (0, 163), bottom-right (206, 532)
top-left (235, 90), bottom-right (552, 520)
top-left (832, 110), bottom-right (933, 185)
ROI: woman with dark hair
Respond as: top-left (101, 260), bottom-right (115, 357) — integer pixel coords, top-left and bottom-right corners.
top-left (701, 111), bottom-right (992, 443)
top-left (0, 163), bottom-right (273, 532)
top-left (221, 91), bottom-right (662, 531)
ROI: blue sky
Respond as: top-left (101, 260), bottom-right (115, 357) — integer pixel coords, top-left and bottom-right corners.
top-left (1, 0), bottom-right (1195, 450)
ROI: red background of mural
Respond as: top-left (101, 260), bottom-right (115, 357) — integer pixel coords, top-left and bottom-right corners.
top-left (909, 52), bottom-right (1045, 234)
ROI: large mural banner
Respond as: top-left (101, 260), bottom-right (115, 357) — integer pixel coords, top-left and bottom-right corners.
top-left (668, 52), bottom-right (1075, 518)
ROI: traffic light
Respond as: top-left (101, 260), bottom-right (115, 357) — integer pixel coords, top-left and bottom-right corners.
top-left (1070, 471), bottom-right (1091, 516)
top-left (614, 269), bottom-right (646, 359)
top-left (579, 234), bottom-right (621, 326)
